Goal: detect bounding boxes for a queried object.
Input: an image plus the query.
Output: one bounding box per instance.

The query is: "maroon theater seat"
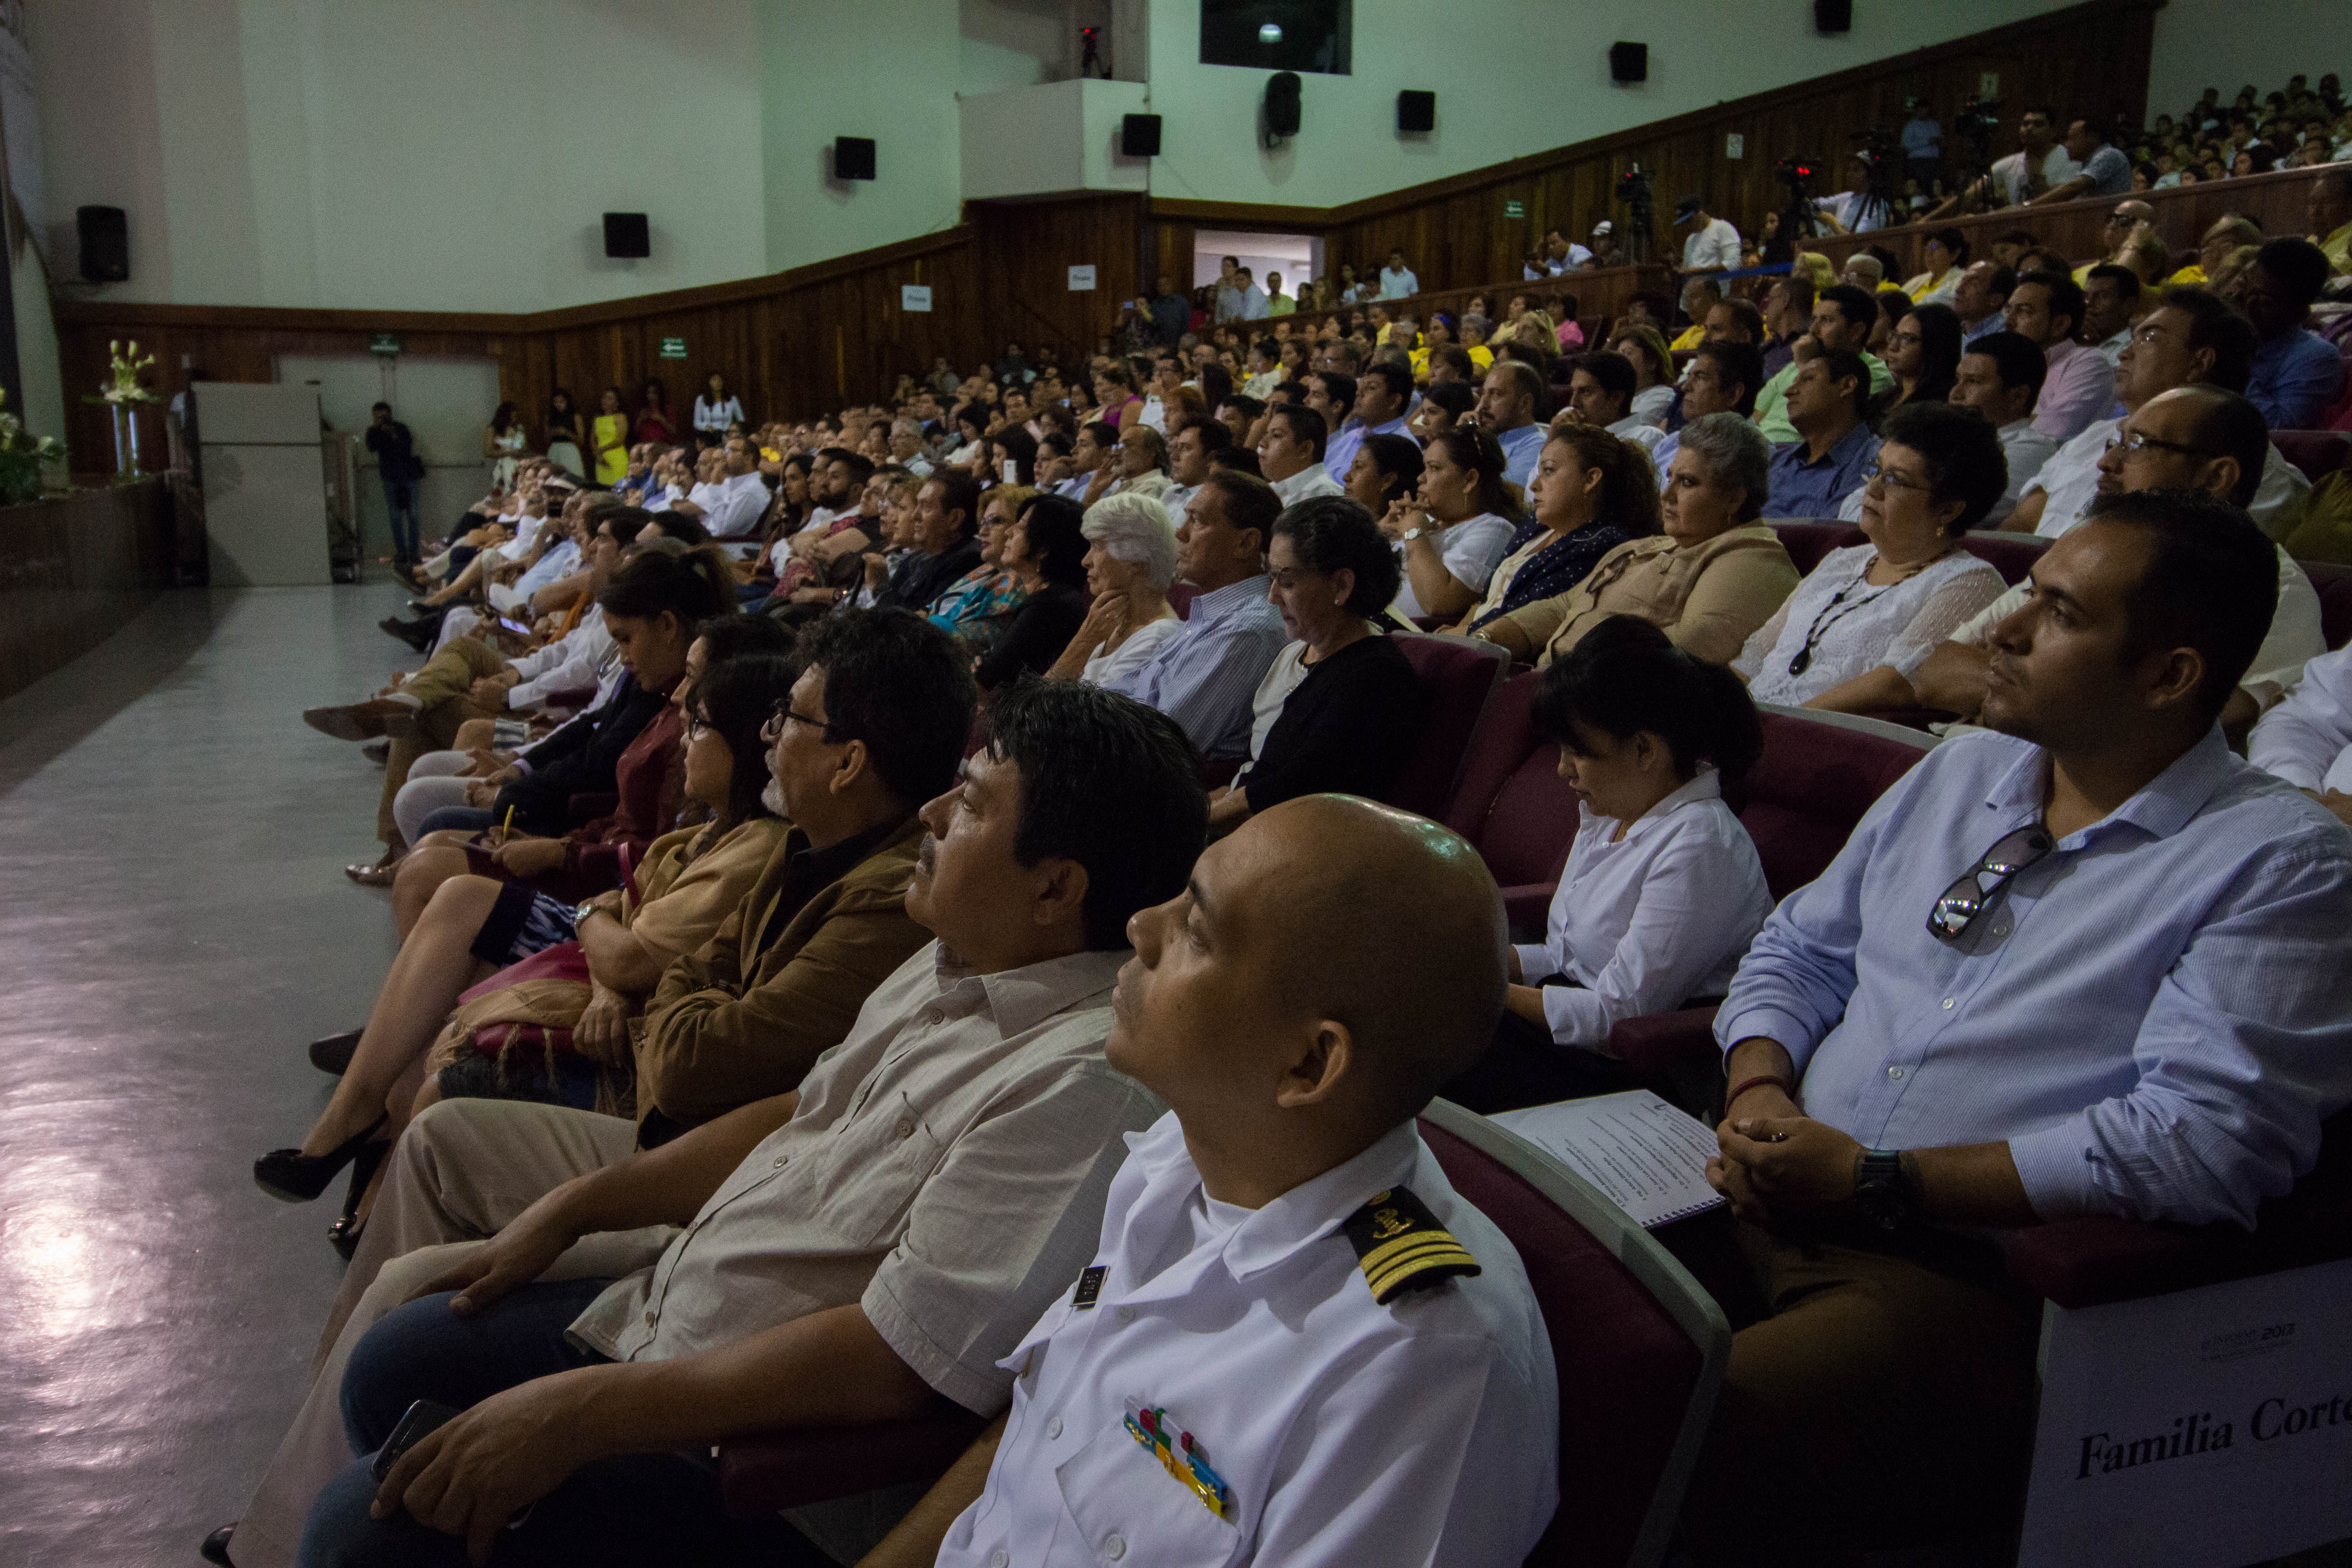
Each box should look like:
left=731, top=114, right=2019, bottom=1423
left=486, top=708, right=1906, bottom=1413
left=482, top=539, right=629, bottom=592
left=1439, top=670, right=1582, bottom=931
left=720, top=1406, right=988, bottom=1517
left=1957, top=529, right=2048, bottom=585
left=1420, top=1100, right=1729, bottom=1567
left=1387, top=633, right=1509, bottom=818
left=1768, top=519, right=1863, bottom=576
left=2307, top=559, right=2352, bottom=650
left=1725, top=711, right=1930, bottom=901
left=2272, top=429, right=2352, bottom=485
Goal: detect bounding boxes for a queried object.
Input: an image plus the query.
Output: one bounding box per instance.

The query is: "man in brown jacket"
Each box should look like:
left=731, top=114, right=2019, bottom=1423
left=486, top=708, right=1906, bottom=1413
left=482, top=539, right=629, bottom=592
left=631, top=609, right=977, bottom=1142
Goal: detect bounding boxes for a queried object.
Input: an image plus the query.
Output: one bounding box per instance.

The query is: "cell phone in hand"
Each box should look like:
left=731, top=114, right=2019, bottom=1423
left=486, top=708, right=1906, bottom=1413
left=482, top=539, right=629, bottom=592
left=372, top=1398, right=461, bottom=1481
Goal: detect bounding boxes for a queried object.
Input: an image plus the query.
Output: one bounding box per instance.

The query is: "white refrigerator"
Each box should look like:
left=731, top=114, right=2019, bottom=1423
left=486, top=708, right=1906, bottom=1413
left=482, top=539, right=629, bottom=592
left=196, top=382, right=332, bottom=586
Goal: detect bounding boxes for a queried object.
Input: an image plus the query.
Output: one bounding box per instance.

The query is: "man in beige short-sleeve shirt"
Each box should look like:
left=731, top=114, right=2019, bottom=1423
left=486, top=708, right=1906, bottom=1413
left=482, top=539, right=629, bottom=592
left=218, top=683, right=1208, bottom=1568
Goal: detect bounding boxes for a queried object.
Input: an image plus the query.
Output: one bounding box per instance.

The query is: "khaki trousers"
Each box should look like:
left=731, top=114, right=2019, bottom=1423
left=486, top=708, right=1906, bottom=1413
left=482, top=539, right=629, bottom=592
left=232, top=1101, right=667, bottom=1568
left=1677, top=1219, right=2043, bottom=1563
left=376, top=639, right=506, bottom=845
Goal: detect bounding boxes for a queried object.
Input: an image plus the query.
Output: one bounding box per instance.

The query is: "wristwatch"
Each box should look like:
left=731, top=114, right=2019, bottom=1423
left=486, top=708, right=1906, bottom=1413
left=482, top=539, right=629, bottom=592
left=1400, top=525, right=1427, bottom=542
left=1853, top=1148, right=1917, bottom=1231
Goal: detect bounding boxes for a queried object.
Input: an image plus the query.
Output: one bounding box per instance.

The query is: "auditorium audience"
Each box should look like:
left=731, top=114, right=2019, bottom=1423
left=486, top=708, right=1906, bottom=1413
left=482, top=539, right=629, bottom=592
left=2005, top=270, right=2118, bottom=443
left=1208, top=499, right=1428, bottom=836
left=1477, top=414, right=1798, bottom=668
left=1951, top=260, right=2014, bottom=347
left=2239, top=236, right=2347, bottom=426
left=2002, top=287, right=2309, bottom=541
left=1946, top=330, right=2057, bottom=524
left=1102, top=472, right=1290, bottom=761
left=1881, top=301, right=1963, bottom=412
left=972, top=494, right=1092, bottom=690
left=1379, top=426, right=1521, bottom=622
left=1689, top=487, right=2352, bottom=1560
left=1342, top=430, right=1425, bottom=518
left=1474, top=359, right=1549, bottom=485
left=2251, top=642, right=2352, bottom=826
left=1257, top=401, right=1348, bottom=502
left=872, top=474, right=984, bottom=612
left=1324, top=361, right=1414, bottom=482
left=1742, top=403, right=2009, bottom=710
left=226, top=679, right=1204, bottom=1568
left=1754, top=284, right=1887, bottom=443
left=1450, top=424, right=1654, bottom=634
left=1445, top=617, right=1771, bottom=1114
left=1916, top=385, right=2325, bottom=730
left=1653, top=339, right=1764, bottom=489
left=1563, top=350, right=1668, bottom=452
left=1764, top=350, right=1882, bottom=519
left=1046, top=492, right=1183, bottom=687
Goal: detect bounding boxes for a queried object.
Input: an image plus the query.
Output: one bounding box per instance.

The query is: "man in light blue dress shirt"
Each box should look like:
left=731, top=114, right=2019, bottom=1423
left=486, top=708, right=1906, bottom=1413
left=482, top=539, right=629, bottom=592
left=1681, top=488, right=2352, bottom=1559
left=1474, top=361, right=1548, bottom=487
left=2239, top=238, right=2346, bottom=429
left=1103, top=473, right=1290, bottom=762
left=1761, top=350, right=1881, bottom=518
left=1321, top=363, right=1412, bottom=488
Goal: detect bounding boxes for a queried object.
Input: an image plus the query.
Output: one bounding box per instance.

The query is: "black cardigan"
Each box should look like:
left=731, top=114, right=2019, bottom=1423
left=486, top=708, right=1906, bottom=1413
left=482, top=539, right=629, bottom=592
left=1241, top=634, right=1429, bottom=813
left=492, top=673, right=672, bottom=836
left=976, top=583, right=1091, bottom=690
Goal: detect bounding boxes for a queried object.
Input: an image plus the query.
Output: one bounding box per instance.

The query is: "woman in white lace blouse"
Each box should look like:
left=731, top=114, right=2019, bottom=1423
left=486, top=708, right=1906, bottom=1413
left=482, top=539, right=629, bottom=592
left=1734, top=402, right=2009, bottom=712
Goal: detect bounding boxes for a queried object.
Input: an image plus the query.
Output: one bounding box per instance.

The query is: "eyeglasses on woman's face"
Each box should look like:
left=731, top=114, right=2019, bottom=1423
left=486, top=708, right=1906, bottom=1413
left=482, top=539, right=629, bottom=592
left=1862, top=459, right=1933, bottom=495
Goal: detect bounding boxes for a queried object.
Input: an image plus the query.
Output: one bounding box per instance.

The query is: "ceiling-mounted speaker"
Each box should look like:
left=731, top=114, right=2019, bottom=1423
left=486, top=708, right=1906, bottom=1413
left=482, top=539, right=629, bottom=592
left=1608, top=42, right=1648, bottom=84
left=602, top=212, right=649, bottom=259
left=1397, top=90, right=1436, bottom=134
left=1121, top=113, right=1162, bottom=157
left=833, top=137, right=877, bottom=181
left=78, top=205, right=128, bottom=282
left=1264, top=70, right=1303, bottom=145
left=1814, top=0, right=1852, bottom=32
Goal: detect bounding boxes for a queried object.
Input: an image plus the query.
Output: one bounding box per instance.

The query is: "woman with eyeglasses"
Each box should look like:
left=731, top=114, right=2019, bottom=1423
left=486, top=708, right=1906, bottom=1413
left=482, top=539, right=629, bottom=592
left=1442, top=613, right=1771, bottom=1114
left=253, top=619, right=790, bottom=1254
left=1881, top=302, right=1964, bottom=414
left=1732, top=403, right=2008, bottom=712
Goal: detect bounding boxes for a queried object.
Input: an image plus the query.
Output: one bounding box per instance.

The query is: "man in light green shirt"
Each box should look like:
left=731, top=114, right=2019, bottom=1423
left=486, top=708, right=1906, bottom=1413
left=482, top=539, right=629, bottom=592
left=1267, top=271, right=1296, bottom=315
left=1753, top=283, right=1892, bottom=444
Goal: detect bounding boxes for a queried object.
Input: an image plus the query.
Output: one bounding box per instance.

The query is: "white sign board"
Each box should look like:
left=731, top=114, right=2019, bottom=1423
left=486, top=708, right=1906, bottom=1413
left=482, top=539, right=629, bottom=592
left=901, top=284, right=933, bottom=313
left=1725, top=133, right=1744, bottom=160
left=2018, top=1257, right=2352, bottom=1568
left=1068, top=264, right=1098, bottom=292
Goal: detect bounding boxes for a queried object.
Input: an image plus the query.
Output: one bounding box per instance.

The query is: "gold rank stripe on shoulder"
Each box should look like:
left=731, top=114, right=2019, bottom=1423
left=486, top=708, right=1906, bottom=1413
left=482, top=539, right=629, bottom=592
left=1341, top=1186, right=1481, bottom=1304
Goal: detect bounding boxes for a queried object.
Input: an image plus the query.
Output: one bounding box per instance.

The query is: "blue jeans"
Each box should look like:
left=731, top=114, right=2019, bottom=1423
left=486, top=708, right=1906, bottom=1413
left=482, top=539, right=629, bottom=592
left=382, top=479, right=421, bottom=564
left=299, top=1280, right=816, bottom=1567
left=418, top=806, right=494, bottom=838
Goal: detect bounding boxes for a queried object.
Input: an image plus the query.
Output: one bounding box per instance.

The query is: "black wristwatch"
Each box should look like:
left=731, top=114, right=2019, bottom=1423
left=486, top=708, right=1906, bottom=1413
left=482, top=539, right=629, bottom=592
left=1853, top=1148, right=1917, bottom=1231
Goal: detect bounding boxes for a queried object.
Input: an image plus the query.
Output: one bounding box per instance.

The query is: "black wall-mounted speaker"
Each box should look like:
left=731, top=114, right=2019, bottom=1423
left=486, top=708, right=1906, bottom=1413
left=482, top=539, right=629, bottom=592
left=1397, top=90, right=1436, bottom=133
left=1608, top=42, right=1648, bottom=84
left=1264, top=71, right=1303, bottom=139
left=1121, top=113, right=1162, bottom=157
left=78, top=205, right=128, bottom=282
left=602, top=212, right=650, bottom=259
left=1815, top=0, right=1852, bottom=32
left=833, top=137, right=877, bottom=181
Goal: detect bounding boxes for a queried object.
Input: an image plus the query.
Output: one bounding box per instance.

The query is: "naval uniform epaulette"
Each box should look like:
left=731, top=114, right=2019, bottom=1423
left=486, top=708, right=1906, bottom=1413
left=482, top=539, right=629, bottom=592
left=1341, top=1186, right=1480, bottom=1304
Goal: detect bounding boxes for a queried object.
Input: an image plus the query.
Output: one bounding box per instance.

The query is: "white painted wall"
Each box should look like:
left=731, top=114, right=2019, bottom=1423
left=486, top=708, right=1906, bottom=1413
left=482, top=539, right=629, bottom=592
left=962, top=78, right=1152, bottom=201
left=34, top=0, right=768, bottom=313
left=1139, top=0, right=2075, bottom=210
left=2146, top=1, right=2352, bottom=123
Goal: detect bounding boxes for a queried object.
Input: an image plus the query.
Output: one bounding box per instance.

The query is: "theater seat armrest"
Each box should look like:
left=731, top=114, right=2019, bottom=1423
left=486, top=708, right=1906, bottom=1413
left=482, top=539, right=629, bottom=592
left=716, top=1409, right=990, bottom=1518
left=1605, top=1006, right=1723, bottom=1083
left=1499, top=882, right=1556, bottom=934
left=2003, top=1218, right=2247, bottom=1310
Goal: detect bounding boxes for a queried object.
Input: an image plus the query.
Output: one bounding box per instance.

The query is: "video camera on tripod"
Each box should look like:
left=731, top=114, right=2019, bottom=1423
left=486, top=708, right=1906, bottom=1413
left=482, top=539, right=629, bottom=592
left=1772, top=154, right=1822, bottom=248
left=1951, top=93, right=2001, bottom=186
left=1615, top=164, right=1654, bottom=263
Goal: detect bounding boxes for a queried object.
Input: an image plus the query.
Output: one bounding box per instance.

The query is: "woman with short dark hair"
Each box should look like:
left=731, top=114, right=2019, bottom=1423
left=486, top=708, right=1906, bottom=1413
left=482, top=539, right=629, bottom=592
left=1206, top=497, right=1429, bottom=837
left=975, top=494, right=1093, bottom=690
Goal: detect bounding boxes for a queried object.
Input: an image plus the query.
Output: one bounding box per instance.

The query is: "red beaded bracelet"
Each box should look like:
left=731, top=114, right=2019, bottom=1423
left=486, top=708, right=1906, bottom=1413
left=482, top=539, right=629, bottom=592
left=1725, top=1073, right=1797, bottom=1111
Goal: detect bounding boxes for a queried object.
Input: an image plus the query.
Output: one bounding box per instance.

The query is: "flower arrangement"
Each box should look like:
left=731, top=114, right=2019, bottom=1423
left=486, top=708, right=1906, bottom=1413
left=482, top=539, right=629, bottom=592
left=102, top=339, right=160, bottom=404
left=0, top=387, right=65, bottom=505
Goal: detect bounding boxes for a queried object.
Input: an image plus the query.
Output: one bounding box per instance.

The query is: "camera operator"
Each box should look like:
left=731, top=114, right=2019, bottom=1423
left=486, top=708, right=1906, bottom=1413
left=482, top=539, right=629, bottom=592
left=1814, top=152, right=1896, bottom=234
left=1929, top=104, right=2079, bottom=219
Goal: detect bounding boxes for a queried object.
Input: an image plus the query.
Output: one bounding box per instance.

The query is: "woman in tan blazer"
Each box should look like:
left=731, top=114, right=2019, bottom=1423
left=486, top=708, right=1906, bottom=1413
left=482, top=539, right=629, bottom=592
left=1474, top=412, right=1798, bottom=669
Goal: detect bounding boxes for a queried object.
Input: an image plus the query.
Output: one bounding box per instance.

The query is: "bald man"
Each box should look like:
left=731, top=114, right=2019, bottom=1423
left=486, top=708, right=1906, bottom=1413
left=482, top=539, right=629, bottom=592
left=864, top=797, right=1561, bottom=1568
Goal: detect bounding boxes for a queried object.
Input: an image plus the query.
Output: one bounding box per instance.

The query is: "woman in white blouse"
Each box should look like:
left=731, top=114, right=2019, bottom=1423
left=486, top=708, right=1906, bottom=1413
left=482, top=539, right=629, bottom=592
left=1046, top=491, right=1184, bottom=688
left=1608, top=323, right=1679, bottom=429
left=1734, top=402, right=2009, bottom=713
left=1378, top=426, right=1520, bottom=622
left=1445, top=614, right=1773, bottom=1113
left=692, top=372, right=745, bottom=447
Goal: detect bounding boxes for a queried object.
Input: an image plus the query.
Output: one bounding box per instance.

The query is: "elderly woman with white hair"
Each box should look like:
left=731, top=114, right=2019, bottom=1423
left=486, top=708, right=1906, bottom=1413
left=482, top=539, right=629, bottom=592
left=1045, top=490, right=1186, bottom=687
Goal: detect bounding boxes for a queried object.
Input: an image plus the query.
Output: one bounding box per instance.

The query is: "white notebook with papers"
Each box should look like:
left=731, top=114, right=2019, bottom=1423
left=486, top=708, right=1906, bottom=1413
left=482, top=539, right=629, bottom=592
left=1490, top=1089, right=1726, bottom=1229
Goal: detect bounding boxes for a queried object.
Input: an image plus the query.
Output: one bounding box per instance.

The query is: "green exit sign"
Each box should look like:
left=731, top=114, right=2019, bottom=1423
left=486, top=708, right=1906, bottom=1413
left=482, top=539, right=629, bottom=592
left=659, top=337, right=687, bottom=359
left=369, top=332, right=401, bottom=355
left=1504, top=200, right=1525, bottom=220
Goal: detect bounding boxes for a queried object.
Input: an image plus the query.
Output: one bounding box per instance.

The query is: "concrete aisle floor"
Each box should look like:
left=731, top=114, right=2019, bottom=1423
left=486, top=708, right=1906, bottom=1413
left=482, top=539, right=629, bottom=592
left=0, top=583, right=416, bottom=1567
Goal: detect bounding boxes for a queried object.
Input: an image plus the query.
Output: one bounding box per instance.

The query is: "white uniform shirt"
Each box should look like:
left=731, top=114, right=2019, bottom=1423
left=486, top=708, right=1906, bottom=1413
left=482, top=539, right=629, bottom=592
left=1515, top=772, right=1772, bottom=1047
left=1393, top=512, right=1516, bottom=620
left=697, top=470, right=774, bottom=544
left=2024, top=418, right=2312, bottom=541
left=1951, top=542, right=2325, bottom=711
left=1682, top=218, right=1743, bottom=272
left=935, top=1115, right=1559, bottom=1568
left=2250, top=643, right=2352, bottom=794
left=1269, top=462, right=1347, bottom=504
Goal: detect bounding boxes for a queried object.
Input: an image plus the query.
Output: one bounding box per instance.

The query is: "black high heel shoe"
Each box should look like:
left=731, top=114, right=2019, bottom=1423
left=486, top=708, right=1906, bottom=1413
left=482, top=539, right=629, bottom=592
left=254, top=1115, right=388, bottom=1203
left=328, top=1139, right=389, bottom=1261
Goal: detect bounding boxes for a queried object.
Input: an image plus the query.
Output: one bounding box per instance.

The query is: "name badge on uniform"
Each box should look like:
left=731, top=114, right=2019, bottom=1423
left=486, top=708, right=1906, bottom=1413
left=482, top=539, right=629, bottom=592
left=1071, top=1264, right=1108, bottom=1309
